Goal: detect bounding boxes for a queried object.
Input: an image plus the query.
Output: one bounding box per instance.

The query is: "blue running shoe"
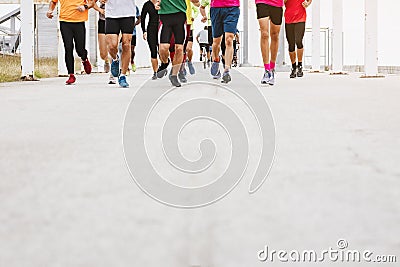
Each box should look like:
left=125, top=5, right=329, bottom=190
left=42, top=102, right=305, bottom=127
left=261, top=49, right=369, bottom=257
left=188, top=61, right=195, bottom=75
left=211, top=61, right=220, bottom=78
left=111, top=58, right=120, bottom=78
left=118, top=75, right=129, bottom=88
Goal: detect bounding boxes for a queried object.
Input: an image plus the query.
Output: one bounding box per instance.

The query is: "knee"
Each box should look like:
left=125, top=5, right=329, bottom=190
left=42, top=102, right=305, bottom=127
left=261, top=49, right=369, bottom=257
left=296, top=40, right=304, bottom=50
left=100, top=51, right=108, bottom=60
left=186, top=46, right=193, bottom=54
left=175, top=45, right=184, bottom=54
left=288, top=44, right=296, bottom=53
left=159, top=44, right=169, bottom=53
left=271, top=31, right=279, bottom=42
left=225, top=37, right=233, bottom=47
left=108, top=44, right=118, bottom=55
left=122, top=42, right=131, bottom=52
left=261, top=30, right=270, bottom=40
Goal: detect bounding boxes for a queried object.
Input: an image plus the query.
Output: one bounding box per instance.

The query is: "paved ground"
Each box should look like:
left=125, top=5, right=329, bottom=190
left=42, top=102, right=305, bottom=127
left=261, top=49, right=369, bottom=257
left=0, top=67, right=399, bottom=267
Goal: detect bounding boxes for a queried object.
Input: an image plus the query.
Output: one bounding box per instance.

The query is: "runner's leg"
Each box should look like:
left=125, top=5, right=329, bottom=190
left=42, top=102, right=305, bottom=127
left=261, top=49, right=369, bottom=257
left=120, top=33, right=133, bottom=75
left=60, top=22, right=75, bottom=75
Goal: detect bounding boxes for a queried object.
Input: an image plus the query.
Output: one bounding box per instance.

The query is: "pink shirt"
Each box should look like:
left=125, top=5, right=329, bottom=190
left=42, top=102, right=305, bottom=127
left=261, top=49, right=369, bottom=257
left=211, top=0, right=240, bottom=8
left=255, top=0, right=284, bottom=7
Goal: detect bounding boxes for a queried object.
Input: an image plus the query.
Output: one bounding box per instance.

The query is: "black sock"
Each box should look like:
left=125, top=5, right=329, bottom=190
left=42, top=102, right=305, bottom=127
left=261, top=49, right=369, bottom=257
left=292, top=63, right=297, bottom=69
left=298, top=62, right=303, bottom=68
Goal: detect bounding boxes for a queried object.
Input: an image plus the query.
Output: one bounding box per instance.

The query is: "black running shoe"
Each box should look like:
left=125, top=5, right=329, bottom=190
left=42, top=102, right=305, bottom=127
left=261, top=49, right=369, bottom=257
left=297, top=66, right=304, bottom=77
left=169, top=75, right=182, bottom=87
left=157, top=60, right=169, bottom=79
left=290, top=68, right=297, bottom=78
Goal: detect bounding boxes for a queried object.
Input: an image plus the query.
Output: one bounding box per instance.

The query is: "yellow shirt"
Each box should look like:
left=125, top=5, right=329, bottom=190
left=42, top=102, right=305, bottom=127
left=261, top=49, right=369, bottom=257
left=53, top=0, right=88, bottom=22
left=186, top=0, right=199, bottom=29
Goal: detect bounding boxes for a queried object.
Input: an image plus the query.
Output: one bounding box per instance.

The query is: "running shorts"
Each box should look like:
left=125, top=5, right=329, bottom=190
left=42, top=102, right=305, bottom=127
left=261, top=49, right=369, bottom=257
left=256, top=3, right=283, bottom=25
left=159, top=12, right=187, bottom=45
left=106, top=17, right=135, bottom=35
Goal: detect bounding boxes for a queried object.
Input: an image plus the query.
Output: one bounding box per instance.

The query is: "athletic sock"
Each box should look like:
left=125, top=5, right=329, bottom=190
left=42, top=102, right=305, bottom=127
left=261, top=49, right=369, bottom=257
left=270, top=61, right=276, bottom=70
left=298, top=62, right=303, bottom=67
left=264, top=63, right=270, bottom=71
left=292, top=63, right=297, bottom=69
left=120, top=74, right=126, bottom=78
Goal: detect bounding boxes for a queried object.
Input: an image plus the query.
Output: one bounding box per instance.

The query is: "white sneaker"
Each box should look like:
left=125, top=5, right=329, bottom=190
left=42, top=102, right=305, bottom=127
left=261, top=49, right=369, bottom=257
left=108, top=75, right=116, bottom=85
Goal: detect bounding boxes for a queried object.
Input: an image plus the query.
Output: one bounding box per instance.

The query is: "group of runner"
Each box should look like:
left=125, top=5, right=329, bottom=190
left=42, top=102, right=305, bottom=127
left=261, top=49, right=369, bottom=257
left=47, top=0, right=312, bottom=87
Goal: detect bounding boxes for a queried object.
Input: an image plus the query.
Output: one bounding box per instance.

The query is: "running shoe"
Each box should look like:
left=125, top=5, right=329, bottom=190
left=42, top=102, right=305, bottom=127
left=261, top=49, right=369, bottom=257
left=169, top=75, right=182, bottom=87
left=132, top=63, right=137, bottom=72
left=66, top=74, right=76, bottom=85
left=104, top=62, right=110, bottom=73
left=109, top=75, right=116, bottom=84
left=268, top=69, right=276, bottom=86
left=157, top=60, right=169, bottom=79
left=261, top=70, right=270, bottom=84
left=118, top=76, right=129, bottom=88
left=82, top=59, right=92, bottom=74
left=111, top=57, right=120, bottom=77
left=297, top=66, right=304, bottom=77
left=178, top=71, right=187, bottom=83
left=290, top=68, right=297, bottom=78
left=221, top=71, right=231, bottom=84
left=152, top=72, right=157, bottom=80
left=211, top=61, right=221, bottom=78
left=187, top=61, right=195, bottom=75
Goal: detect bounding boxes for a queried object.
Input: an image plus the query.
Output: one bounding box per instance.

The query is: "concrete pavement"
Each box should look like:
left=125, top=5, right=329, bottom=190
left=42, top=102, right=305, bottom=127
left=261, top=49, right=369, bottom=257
left=0, top=67, right=399, bottom=267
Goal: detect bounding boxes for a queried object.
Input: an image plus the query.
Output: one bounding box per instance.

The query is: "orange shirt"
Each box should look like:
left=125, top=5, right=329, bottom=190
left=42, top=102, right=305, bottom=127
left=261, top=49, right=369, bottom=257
left=53, top=0, right=88, bottom=22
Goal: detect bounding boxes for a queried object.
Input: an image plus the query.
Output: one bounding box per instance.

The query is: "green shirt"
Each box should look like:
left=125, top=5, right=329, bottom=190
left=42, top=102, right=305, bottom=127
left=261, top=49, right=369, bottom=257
left=159, top=0, right=187, bottom=15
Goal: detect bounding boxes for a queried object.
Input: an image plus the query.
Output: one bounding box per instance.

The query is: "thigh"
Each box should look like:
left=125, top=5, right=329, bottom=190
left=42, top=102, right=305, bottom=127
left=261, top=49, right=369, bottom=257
left=72, top=22, right=86, bottom=48
left=223, top=7, right=240, bottom=34
left=269, top=6, right=283, bottom=26
left=294, top=22, right=306, bottom=42
left=270, top=21, right=281, bottom=37
left=107, top=34, right=119, bottom=49
left=256, top=3, right=271, bottom=20
left=60, top=22, right=73, bottom=45
left=119, top=17, right=135, bottom=34
left=210, top=8, right=224, bottom=38
left=98, top=33, right=107, bottom=49
left=105, top=18, right=120, bottom=35
left=285, top=23, right=295, bottom=42
left=159, top=15, right=173, bottom=44
left=98, top=19, right=106, bottom=34
left=258, top=16, right=270, bottom=34
left=172, top=13, right=186, bottom=45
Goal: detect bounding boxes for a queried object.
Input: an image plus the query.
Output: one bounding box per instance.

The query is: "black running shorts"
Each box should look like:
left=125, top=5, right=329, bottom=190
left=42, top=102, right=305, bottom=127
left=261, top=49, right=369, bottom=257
left=159, top=12, right=187, bottom=45
left=256, top=3, right=283, bottom=25
left=98, top=19, right=106, bottom=34
left=106, top=17, right=135, bottom=35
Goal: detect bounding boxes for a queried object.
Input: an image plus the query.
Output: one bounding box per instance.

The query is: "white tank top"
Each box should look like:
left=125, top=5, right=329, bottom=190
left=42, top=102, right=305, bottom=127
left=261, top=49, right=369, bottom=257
left=105, top=0, right=136, bottom=18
